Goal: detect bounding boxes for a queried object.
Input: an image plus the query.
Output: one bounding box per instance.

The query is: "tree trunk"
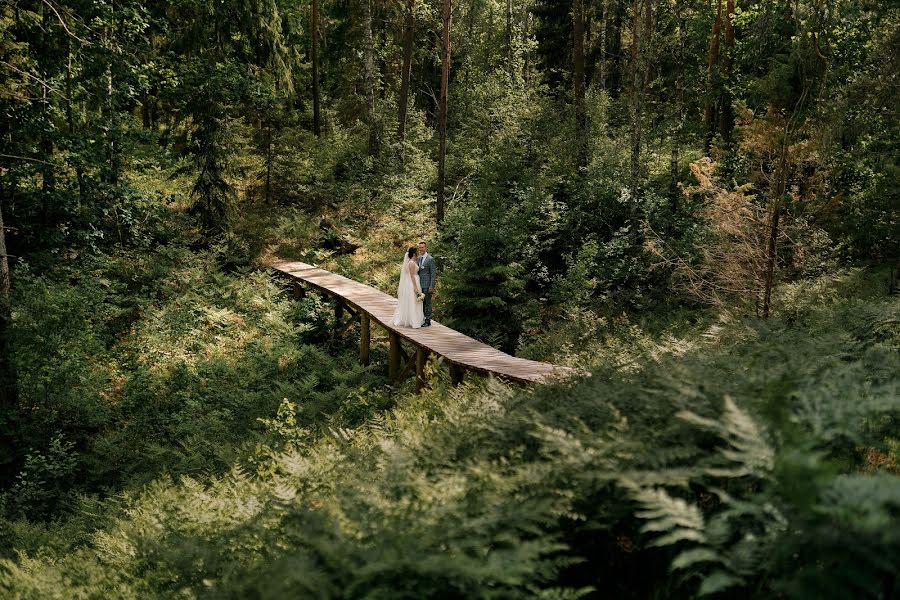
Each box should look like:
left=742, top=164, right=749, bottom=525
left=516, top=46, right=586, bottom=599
left=104, top=60, right=118, bottom=185
left=311, top=0, right=322, bottom=136
left=265, top=124, right=272, bottom=203
left=704, top=0, right=723, bottom=155
left=66, top=38, right=87, bottom=203
left=66, top=38, right=75, bottom=132
left=762, top=141, right=789, bottom=318
left=642, top=0, right=654, bottom=89
left=40, top=87, right=55, bottom=196
left=0, top=196, right=12, bottom=341
left=573, top=0, right=587, bottom=167
left=761, top=202, right=780, bottom=318
left=397, top=0, right=414, bottom=148
left=599, top=0, right=608, bottom=91
left=465, top=0, right=476, bottom=86
left=39, top=4, right=54, bottom=226
left=100, top=12, right=119, bottom=186
left=610, top=3, right=623, bottom=96
left=436, top=0, right=452, bottom=226
left=506, top=0, right=514, bottom=81
left=363, top=0, right=378, bottom=156
left=522, top=0, right=530, bottom=83
left=379, top=11, right=389, bottom=99
left=669, top=2, right=685, bottom=204
left=0, top=193, right=17, bottom=479
left=628, top=0, right=643, bottom=202
left=719, top=0, right=735, bottom=144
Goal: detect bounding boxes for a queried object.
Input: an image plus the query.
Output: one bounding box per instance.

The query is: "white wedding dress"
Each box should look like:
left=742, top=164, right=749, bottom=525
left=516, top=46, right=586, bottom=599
left=392, top=256, right=425, bottom=328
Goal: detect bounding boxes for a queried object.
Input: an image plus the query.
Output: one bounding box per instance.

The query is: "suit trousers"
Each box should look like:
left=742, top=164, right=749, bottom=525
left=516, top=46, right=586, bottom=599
left=422, top=290, right=433, bottom=322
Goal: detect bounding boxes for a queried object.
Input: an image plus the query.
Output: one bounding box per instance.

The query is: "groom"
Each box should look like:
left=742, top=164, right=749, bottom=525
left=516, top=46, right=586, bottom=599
left=416, top=241, right=436, bottom=327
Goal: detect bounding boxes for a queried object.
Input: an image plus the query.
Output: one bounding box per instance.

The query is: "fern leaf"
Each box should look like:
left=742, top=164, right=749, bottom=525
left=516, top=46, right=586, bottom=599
left=671, top=547, right=722, bottom=571
left=698, top=570, right=744, bottom=596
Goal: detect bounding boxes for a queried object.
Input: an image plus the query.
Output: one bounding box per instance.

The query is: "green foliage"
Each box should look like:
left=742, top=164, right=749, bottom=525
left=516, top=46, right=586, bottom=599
left=3, top=226, right=382, bottom=508
left=0, top=436, right=79, bottom=520
left=2, top=268, right=897, bottom=599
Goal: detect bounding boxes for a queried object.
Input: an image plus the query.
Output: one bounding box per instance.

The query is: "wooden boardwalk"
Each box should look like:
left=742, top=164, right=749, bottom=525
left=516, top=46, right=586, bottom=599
left=271, top=259, right=579, bottom=386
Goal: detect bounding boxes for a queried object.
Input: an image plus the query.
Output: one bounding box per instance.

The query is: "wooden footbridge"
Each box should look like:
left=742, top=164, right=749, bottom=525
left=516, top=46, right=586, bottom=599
left=271, top=259, right=580, bottom=390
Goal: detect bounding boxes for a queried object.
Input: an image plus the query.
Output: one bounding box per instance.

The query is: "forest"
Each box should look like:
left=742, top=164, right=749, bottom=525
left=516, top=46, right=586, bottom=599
left=0, top=0, right=898, bottom=597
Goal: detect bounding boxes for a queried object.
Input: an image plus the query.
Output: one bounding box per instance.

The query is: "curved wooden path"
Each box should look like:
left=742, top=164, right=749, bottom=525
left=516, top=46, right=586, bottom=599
left=271, top=259, right=579, bottom=387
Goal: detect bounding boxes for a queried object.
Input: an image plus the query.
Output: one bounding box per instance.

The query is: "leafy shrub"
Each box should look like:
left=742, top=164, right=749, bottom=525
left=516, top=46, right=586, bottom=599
left=0, top=436, right=79, bottom=520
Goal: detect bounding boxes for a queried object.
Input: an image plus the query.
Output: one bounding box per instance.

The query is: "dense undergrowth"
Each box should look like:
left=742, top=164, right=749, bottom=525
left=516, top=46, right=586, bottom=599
left=1, top=140, right=898, bottom=597
left=1, top=256, right=897, bottom=598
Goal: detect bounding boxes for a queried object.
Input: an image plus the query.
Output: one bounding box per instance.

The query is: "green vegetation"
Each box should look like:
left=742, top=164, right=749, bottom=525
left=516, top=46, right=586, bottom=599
left=1, top=0, right=898, bottom=598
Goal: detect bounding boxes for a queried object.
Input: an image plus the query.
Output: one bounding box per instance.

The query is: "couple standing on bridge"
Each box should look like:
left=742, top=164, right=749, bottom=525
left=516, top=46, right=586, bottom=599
left=392, top=241, right=437, bottom=329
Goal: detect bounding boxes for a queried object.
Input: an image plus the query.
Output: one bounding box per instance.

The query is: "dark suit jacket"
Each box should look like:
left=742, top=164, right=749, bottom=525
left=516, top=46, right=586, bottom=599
left=418, top=254, right=436, bottom=290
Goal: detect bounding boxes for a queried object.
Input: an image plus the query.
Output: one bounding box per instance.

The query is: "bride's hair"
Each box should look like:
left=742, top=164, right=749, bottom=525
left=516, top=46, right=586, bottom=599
left=407, top=247, right=417, bottom=259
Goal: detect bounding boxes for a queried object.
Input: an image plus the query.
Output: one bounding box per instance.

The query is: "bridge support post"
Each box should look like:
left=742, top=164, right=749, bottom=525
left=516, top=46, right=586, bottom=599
left=292, top=282, right=305, bottom=300
left=449, top=363, right=465, bottom=386
left=388, top=331, right=400, bottom=382
left=415, top=348, right=426, bottom=392
left=360, top=313, right=371, bottom=366
left=334, top=300, right=344, bottom=327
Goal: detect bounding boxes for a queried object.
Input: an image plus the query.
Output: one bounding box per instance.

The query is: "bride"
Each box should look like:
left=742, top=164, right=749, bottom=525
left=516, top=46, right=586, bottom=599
left=392, top=247, right=425, bottom=328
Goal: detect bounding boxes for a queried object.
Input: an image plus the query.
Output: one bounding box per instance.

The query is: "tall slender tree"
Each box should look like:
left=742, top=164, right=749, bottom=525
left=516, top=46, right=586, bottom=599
left=573, top=0, right=587, bottom=166
left=436, top=0, right=452, bottom=225
left=521, top=0, right=531, bottom=83
left=506, top=0, right=514, bottom=81
left=599, top=0, right=608, bottom=90
left=397, top=0, right=415, bottom=149
left=628, top=0, right=645, bottom=201
left=363, top=0, right=378, bottom=155
left=703, top=0, right=723, bottom=154
left=719, top=0, right=735, bottom=144
left=670, top=1, right=686, bottom=204
left=0, top=186, right=16, bottom=480
left=311, top=0, right=322, bottom=136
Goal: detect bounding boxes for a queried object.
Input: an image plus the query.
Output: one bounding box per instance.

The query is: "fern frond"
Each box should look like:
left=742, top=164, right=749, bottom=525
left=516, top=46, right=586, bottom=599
left=678, top=396, right=774, bottom=478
